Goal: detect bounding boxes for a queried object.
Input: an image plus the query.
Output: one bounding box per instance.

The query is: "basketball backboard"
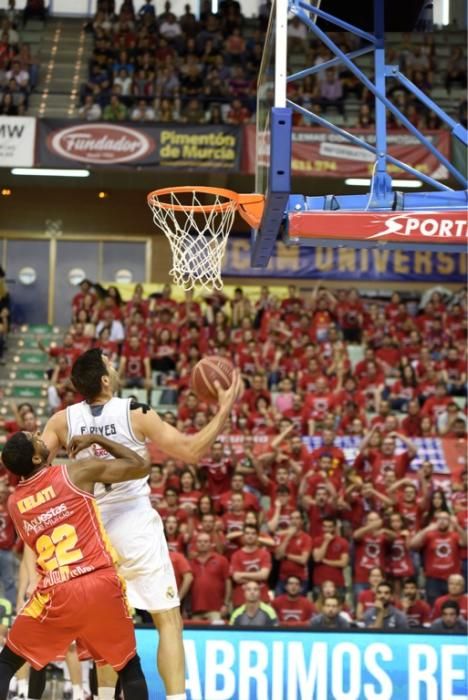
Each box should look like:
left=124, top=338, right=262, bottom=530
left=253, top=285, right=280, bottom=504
left=252, top=0, right=468, bottom=267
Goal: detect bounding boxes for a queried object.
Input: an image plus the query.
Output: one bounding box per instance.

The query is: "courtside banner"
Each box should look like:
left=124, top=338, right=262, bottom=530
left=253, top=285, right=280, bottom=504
left=243, top=125, right=451, bottom=179
left=222, top=238, right=467, bottom=282
left=0, top=116, right=36, bottom=167
left=136, top=628, right=467, bottom=700
left=38, top=120, right=241, bottom=170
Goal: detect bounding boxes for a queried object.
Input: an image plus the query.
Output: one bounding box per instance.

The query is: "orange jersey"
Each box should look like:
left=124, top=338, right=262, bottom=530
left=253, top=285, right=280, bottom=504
left=8, top=465, right=116, bottom=589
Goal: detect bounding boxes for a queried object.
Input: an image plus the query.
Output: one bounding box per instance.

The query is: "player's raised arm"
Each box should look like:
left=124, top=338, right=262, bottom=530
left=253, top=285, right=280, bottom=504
left=67, top=435, right=150, bottom=492
left=134, top=370, right=243, bottom=464
left=41, top=409, right=69, bottom=462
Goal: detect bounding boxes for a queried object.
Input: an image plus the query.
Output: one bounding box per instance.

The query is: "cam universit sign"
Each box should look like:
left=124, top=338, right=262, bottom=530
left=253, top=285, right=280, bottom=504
left=135, top=628, right=467, bottom=700
left=38, top=120, right=241, bottom=171
left=223, top=238, right=467, bottom=282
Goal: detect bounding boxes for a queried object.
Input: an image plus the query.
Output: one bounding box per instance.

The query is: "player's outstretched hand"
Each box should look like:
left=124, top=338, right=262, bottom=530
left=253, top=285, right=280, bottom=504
left=214, top=369, right=243, bottom=411
left=68, top=434, right=95, bottom=458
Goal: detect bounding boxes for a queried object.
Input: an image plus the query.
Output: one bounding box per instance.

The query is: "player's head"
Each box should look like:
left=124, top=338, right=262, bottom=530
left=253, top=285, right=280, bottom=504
left=2, top=431, right=50, bottom=478
left=71, top=349, right=119, bottom=402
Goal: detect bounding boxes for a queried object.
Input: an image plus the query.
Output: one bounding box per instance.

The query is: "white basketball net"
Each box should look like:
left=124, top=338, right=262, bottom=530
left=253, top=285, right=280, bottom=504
left=148, top=190, right=237, bottom=292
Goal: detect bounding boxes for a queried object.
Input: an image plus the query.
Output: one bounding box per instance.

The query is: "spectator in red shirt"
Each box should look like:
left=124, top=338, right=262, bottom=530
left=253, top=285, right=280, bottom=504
left=187, top=513, right=225, bottom=558
left=390, top=364, right=419, bottom=411
left=148, top=464, right=166, bottom=510
left=304, top=484, right=338, bottom=538
left=274, top=510, right=312, bottom=592
left=230, top=524, right=272, bottom=607
left=241, top=374, right=271, bottom=413
left=39, top=332, right=79, bottom=370
left=118, top=335, right=152, bottom=390
left=354, top=426, right=417, bottom=482
left=164, top=514, right=187, bottom=554
left=0, top=480, right=16, bottom=606
left=421, top=381, right=452, bottom=421
left=390, top=480, right=426, bottom=533
left=441, top=346, right=466, bottom=395
left=312, top=516, right=349, bottom=594
left=422, top=488, right=451, bottom=527
left=178, top=469, right=203, bottom=515
left=432, top=573, right=468, bottom=621
left=399, top=577, right=431, bottom=628
left=401, top=399, right=423, bottom=437
left=158, top=487, right=189, bottom=528
left=169, top=550, right=193, bottom=607
left=355, top=567, right=384, bottom=622
left=221, top=492, right=247, bottom=558
left=386, top=512, right=414, bottom=594
left=410, top=511, right=466, bottom=604
left=338, top=288, right=364, bottom=343
left=266, top=486, right=295, bottom=533
left=353, top=512, right=388, bottom=598
left=218, top=472, right=259, bottom=514
left=272, top=576, right=315, bottom=625
left=308, top=429, right=345, bottom=478
left=190, top=532, right=231, bottom=621
left=199, top=441, right=235, bottom=510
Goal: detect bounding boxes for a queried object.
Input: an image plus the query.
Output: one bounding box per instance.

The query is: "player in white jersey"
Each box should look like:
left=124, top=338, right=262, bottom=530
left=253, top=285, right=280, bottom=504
left=38, top=348, right=242, bottom=700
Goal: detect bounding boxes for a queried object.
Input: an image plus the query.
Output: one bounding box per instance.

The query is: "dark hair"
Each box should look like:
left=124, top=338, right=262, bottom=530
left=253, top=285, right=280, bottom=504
left=2, top=432, right=35, bottom=477
left=424, top=488, right=451, bottom=525
left=322, top=516, right=336, bottom=525
left=71, top=349, right=108, bottom=402
left=180, top=469, right=195, bottom=487
left=277, top=485, right=290, bottom=495
left=377, top=581, right=393, bottom=593
left=441, top=600, right=460, bottom=614
left=243, top=523, right=259, bottom=533
left=285, top=575, right=302, bottom=585
left=402, top=577, right=418, bottom=587
left=164, top=487, right=178, bottom=497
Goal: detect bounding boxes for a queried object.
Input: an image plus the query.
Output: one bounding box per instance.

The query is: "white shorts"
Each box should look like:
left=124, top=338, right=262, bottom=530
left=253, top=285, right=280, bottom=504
left=99, top=500, right=179, bottom=613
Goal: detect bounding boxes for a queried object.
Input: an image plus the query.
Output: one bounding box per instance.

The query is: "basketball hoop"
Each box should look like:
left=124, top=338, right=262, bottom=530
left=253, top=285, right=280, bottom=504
left=147, top=186, right=264, bottom=292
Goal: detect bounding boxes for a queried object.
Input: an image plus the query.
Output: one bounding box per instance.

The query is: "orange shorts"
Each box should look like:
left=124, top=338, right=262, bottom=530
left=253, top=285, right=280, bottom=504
left=8, top=568, right=136, bottom=671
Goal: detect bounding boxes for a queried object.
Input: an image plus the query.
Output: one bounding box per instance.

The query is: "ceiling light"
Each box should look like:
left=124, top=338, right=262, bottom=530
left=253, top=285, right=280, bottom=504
left=11, top=168, right=90, bottom=178
left=345, top=178, right=423, bottom=188
left=1, top=188, right=11, bottom=196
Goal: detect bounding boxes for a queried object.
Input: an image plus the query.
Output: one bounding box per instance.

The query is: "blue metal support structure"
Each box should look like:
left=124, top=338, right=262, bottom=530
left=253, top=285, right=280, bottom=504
left=252, top=0, right=468, bottom=267
left=371, top=0, right=393, bottom=207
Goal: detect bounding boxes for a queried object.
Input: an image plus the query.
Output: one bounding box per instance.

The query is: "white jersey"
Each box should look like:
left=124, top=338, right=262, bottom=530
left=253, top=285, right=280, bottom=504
left=66, top=397, right=150, bottom=509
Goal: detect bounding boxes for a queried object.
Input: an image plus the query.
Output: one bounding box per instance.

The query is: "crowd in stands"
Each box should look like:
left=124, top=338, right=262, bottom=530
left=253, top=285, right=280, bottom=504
left=78, top=0, right=467, bottom=125
left=0, top=1, right=40, bottom=115
left=0, top=279, right=466, bottom=629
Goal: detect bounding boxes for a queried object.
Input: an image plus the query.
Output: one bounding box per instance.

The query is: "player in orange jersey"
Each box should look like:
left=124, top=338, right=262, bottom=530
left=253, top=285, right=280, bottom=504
left=0, top=431, right=150, bottom=700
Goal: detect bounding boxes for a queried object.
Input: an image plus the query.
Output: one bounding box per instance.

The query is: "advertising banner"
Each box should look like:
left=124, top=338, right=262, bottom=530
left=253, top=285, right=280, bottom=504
left=0, top=116, right=36, bottom=167
left=38, top=120, right=241, bottom=170
left=243, top=125, right=451, bottom=180
left=136, top=628, right=467, bottom=700
left=288, top=210, right=467, bottom=245
left=222, top=238, right=467, bottom=282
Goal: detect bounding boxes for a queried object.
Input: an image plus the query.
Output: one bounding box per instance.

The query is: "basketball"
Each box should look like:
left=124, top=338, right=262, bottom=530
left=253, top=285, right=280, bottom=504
left=190, top=356, right=234, bottom=402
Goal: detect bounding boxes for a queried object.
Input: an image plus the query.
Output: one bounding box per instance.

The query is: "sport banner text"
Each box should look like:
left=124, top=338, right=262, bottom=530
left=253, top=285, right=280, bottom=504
left=222, top=238, right=466, bottom=282
left=136, top=627, right=467, bottom=700
left=244, top=125, right=451, bottom=179
left=38, top=120, right=241, bottom=170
